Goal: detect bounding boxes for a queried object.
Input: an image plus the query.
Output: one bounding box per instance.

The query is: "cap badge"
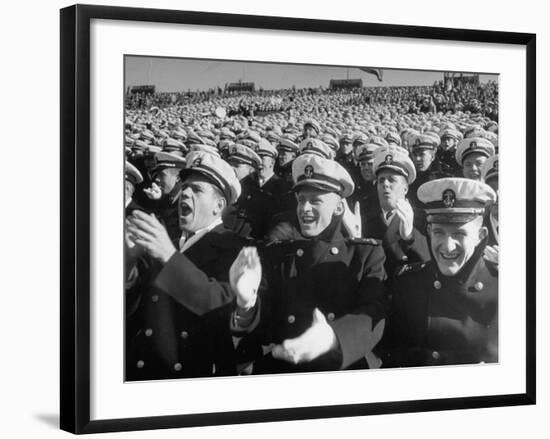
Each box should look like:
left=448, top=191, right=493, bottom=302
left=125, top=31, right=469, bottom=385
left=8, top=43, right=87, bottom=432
left=415, top=138, right=421, bottom=146
left=442, top=189, right=456, bottom=208
left=192, top=157, right=202, bottom=167
left=304, top=164, right=314, bottom=178
left=307, top=141, right=314, bottom=149
left=385, top=154, right=393, bottom=165
left=493, top=160, right=498, bottom=171
left=470, top=140, right=477, bottom=149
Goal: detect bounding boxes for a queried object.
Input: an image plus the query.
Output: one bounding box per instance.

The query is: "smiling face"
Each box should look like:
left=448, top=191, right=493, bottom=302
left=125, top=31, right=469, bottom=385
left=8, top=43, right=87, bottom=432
left=428, top=217, right=488, bottom=276
left=412, top=148, right=436, bottom=172
left=376, top=169, right=409, bottom=211
left=295, top=187, right=344, bottom=237
left=462, top=152, right=488, bottom=181
left=178, top=174, right=226, bottom=233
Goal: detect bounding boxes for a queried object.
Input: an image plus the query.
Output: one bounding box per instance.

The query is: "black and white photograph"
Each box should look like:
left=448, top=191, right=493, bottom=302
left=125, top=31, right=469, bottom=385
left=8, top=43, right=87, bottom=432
left=123, top=56, right=500, bottom=381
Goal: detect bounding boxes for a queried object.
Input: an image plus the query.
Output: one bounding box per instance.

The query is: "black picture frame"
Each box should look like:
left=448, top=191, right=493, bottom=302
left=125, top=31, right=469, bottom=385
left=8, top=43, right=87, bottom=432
left=60, top=4, right=536, bottom=434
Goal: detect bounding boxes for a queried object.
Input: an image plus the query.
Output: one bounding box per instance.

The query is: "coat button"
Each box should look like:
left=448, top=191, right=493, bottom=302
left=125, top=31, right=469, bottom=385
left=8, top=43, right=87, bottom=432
left=327, top=312, right=335, bottom=321
left=145, top=328, right=153, bottom=337
left=247, top=195, right=252, bottom=200
left=474, top=281, right=484, bottom=291
left=296, top=249, right=304, bottom=257
left=174, top=362, right=183, bottom=372
left=330, top=247, right=339, bottom=255
left=180, top=331, right=189, bottom=339
left=136, top=360, right=145, bottom=369
left=432, top=351, right=440, bottom=360
left=151, top=294, right=159, bottom=302
left=287, top=315, right=296, bottom=324
left=434, top=280, right=442, bottom=290
left=402, top=255, right=408, bottom=261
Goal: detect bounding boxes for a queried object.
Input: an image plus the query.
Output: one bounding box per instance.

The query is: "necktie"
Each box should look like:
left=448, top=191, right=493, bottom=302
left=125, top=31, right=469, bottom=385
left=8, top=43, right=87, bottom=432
left=179, top=232, right=195, bottom=251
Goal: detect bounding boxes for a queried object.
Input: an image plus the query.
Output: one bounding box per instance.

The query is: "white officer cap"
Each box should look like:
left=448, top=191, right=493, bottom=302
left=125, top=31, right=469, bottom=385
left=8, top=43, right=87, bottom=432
left=189, top=144, right=221, bottom=157
left=385, top=131, right=402, bottom=146
left=410, top=133, right=439, bottom=151
left=372, top=145, right=417, bottom=184
left=455, top=137, right=495, bottom=166
left=152, top=151, right=187, bottom=171
left=299, top=138, right=335, bottom=160
left=292, top=154, right=354, bottom=198
left=418, top=177, right=496, bottom=223
left=303, top=118, right=321, bottom=134
left=256, top=140, right=278, bottom=160
left=125, top=161, right=143, bottom=185
left=354, top=143, right=381, bottom=163
left=277, top=137, right=299, bottom=153
left=227, top=143, right=262, bottom=168
left=368, top=135, right=389, bottom=148
left=182, top=150, right=242, bottom=204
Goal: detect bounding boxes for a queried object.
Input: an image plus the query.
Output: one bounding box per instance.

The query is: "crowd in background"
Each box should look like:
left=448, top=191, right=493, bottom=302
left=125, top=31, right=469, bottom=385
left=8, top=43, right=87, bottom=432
left=123, top=78, right=500, bottom=380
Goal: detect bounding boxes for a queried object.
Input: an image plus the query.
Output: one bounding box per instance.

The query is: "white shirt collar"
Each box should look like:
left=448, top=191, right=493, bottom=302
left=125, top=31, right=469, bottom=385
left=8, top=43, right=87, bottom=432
left=179, top=217, right=223, bottom=253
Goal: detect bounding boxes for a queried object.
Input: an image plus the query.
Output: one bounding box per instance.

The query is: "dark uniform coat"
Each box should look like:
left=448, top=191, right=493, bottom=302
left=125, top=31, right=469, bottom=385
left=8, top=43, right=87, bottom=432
left=362, top=199, right=430, bottom=276
left=347, top=179, right=378, bottom=213
left=235, top=219, right=389, bottom=374
left=436, top=148, right=462, bottom=177
left=275, top=161, right=294, bottom=185
left=125, top=199, right=147, bottom=217
left=223, top=173, right=294, bottom=240
left=379, top=243, right=498, bottom=367
left=125, top=224, right=244, bottom=381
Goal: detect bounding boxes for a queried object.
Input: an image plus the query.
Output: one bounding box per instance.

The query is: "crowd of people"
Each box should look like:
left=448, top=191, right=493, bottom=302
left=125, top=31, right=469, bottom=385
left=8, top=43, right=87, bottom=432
left=123, top=81, right=499, bottom=380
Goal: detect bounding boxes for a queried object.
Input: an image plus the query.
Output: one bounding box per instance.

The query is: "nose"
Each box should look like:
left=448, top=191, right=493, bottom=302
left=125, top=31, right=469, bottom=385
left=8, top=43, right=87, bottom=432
left=300, top=201, right=312, bottom=212
left=181, top=186, right=193, bottom=198
left=440, top=235, right=457, bottom=253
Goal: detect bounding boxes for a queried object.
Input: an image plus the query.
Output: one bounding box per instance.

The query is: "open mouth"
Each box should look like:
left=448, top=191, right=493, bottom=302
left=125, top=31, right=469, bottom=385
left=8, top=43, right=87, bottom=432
left=439, top=252, right=460, bottom=261
left=300, top=215, right=316, bottom=225
left=179, top=202, right=193, bottom=216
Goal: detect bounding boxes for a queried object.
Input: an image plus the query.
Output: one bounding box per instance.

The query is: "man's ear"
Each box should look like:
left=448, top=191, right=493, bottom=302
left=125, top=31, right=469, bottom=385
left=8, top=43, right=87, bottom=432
left=214, top=197, right=227, bottom=216
left=478, top=225, right=489, bottom=242
left=334, top=198, right=345, bottom=216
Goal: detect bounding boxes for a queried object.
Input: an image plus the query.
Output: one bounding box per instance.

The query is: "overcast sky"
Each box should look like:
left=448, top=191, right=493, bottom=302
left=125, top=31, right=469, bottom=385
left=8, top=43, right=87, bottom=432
left=125, top=56, right=498, bottom=92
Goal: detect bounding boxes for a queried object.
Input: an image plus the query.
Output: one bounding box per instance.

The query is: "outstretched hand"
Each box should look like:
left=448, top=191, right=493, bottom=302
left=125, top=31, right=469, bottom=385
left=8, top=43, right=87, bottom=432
left=342, top=199, right=362, bottom=238
left=395, top=198, right=414, bottom=241
left=126, top=210, right=176, bottom=264
left=272, top=308, right=339, bottom=364
left=230, top=247, right=262, bottom=310
left=143, top=182, right=162, bottom=200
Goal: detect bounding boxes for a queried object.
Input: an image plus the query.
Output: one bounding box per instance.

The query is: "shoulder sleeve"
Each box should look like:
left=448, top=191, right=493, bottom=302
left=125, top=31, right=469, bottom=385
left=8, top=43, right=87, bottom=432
left=329, top=243, right=389, bottom=369
left=152, top=246, right=239, bottom=316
